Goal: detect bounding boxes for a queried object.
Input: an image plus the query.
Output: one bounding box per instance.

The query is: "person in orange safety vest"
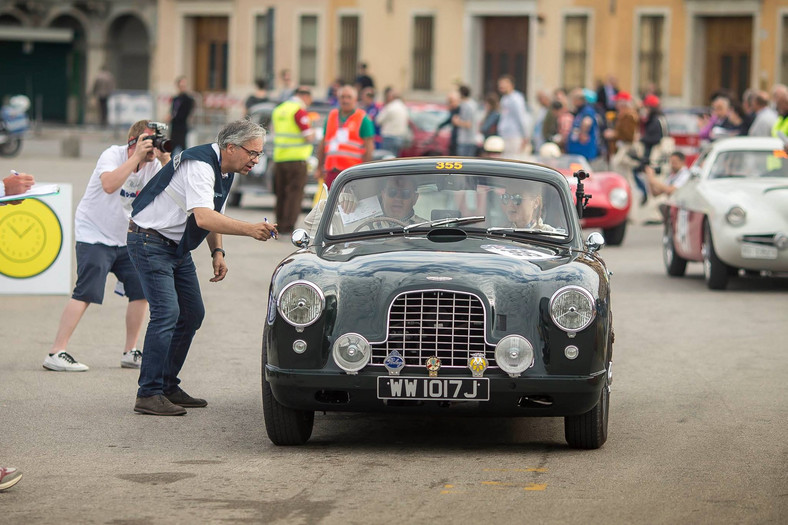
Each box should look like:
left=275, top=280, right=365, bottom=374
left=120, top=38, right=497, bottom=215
left=315, top=85, right=375, bottom=190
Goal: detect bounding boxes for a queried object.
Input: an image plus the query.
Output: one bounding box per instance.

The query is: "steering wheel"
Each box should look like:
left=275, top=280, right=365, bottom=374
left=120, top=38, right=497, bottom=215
left=353, top=216, right=409, bottom=232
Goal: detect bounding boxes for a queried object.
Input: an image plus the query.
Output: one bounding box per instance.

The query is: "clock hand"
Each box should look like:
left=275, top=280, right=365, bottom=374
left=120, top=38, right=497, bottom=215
left=8, top=224, right=22, bottom=237
left=19, top=223, right=35, bottom=238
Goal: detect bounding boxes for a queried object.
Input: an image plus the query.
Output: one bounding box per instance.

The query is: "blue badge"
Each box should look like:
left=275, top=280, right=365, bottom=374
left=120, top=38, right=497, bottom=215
left=383, top=350, right=405, bottom=376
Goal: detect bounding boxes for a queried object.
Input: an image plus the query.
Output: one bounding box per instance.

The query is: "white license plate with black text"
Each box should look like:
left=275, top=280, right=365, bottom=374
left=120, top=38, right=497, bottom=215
left=377, top=376, right=489, bottom=401
left=741, top=243, right=777, bottom=260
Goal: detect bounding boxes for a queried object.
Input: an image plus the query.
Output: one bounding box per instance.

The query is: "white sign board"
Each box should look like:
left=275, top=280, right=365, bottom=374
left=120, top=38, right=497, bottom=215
left=0, top=184, right=72, bottom=295
left=108, top=91, right=156, bottom=127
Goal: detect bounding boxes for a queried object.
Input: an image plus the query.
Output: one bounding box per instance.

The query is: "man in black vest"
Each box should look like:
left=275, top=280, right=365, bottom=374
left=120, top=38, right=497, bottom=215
left=127, top=119, right=278, bottom=416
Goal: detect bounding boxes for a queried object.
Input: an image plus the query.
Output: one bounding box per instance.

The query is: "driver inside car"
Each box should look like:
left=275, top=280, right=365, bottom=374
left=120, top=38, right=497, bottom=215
left=498, top=181, right=557, bottom=232
left=379, top=177, right=426, bottom=224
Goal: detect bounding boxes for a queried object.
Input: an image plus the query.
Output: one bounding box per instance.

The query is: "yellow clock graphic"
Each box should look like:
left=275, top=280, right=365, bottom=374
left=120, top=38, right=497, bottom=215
left=0, top=199, right=63, bottom=278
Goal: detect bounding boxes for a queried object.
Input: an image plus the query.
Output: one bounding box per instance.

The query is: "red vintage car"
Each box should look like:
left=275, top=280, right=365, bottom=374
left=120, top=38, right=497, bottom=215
left=664, top=108, right=706, bottom=166
left=534, top=154, right=632, bottom=245
left=399, top=102, right=451, bottom=157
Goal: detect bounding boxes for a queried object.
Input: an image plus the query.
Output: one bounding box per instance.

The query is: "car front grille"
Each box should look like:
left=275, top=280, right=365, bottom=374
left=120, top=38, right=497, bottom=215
left=370, top=290, right=497, bottom=369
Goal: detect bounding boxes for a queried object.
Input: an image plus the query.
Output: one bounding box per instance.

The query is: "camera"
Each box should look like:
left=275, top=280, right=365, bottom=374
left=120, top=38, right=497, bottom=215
left=145, top=121, right=173, bottom=152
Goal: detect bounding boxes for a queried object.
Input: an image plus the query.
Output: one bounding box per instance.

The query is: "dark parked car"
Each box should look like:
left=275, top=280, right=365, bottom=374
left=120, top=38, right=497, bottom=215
left=262, top=157, right=615, bottom=449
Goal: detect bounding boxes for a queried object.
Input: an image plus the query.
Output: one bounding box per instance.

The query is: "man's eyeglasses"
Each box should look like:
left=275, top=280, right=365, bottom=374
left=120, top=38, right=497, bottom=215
left=500, top=193, right=524, bottom=205
left=384, top=187, right=415, bottom=199
left=235, top=144, right=263, bottom=160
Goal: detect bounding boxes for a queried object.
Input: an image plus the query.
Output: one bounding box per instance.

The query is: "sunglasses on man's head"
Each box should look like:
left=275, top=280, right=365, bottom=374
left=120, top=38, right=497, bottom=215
left=384, top=187, right=414, bottom=199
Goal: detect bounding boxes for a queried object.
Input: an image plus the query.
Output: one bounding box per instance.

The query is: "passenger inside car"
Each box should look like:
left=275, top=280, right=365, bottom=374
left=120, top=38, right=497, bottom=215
left=497, top=181, right=557, bottom=231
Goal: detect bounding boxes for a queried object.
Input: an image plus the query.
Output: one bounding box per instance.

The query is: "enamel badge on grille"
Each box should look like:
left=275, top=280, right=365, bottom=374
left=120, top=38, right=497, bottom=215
left=425, top=356, right=441, bottom=377
left=383, top=350, right=405, bottom=376
left=468, top=353, right=488, bottom=378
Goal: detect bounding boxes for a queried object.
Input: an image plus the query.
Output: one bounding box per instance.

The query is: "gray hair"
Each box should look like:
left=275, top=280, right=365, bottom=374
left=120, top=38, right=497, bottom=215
left=217, top=119, right=266, bottom=149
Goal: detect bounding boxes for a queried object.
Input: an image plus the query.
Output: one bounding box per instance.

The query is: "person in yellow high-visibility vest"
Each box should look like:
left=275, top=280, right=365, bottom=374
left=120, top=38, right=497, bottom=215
left=771, top=85, right=788, bottom=138
left=272, top=87, right=314, bottom=233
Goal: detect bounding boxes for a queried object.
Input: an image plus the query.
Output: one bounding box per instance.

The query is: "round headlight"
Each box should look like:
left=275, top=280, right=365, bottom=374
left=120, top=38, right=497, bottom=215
left=725, top=206, right=746, bottom=226
left=277, top=281, right=325, bottom=328
left=494, top=335, right=534, bottom=377
left=332, top=333, right=371, bottom=374
left=549, top=286, right=596, bottom=333
left=609, top=187, right=629, bottom=209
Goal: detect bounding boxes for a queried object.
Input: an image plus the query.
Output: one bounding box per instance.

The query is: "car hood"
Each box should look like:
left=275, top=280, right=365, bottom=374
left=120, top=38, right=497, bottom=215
left=272, top=236, right=605, bottom=338
left=702, top=178, right=788, bottom=222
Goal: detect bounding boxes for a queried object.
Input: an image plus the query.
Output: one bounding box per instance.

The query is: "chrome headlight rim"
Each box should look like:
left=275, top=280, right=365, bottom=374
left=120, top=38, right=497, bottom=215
left=332, top=332, right=371, bottom=374
left=725, top=206, right=746, bottom=226
left=608, top=187, right=629, bottom=210
left=549, top=285, right=597, bottom=334
left=276, top=280, right=325, bottom=328
left=494, top=334, right=535, bottom=377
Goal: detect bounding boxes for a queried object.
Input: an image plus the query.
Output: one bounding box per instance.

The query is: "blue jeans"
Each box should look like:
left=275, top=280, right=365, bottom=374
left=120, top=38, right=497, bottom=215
left=456, top=143, right=478, bottom=157
left=126, top=231, right=205, bottom=397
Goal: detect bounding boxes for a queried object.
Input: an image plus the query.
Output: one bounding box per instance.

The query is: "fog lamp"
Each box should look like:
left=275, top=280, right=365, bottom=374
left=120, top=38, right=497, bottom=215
left=293, top=340, right=307, bottom=354
left=564, top=345, right=579, bottom=360
left=494, top=335, right=534, bottom=378
left=332, top=333, right=371, bottom=374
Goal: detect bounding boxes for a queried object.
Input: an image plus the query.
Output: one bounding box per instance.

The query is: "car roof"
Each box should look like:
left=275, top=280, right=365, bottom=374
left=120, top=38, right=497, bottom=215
left=708, top=136, right=784, bottom=152
left=339, top=156, right=570, bottom=185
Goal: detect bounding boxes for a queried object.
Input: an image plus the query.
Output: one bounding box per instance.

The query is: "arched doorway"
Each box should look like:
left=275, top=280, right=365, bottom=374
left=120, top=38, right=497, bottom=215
left=50, top=14, right=86, bottom=123
left=107, top=15, right=150, bottom=90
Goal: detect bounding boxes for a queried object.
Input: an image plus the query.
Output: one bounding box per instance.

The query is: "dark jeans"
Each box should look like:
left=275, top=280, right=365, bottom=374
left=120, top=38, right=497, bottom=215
left=126, top=231, right=205, bottom=397
left=274, top=160, right=307, bottom=233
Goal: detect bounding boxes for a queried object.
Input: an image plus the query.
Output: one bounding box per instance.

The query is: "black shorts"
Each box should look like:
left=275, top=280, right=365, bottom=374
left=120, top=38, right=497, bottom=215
left=72, top=242, right=145, bottom=304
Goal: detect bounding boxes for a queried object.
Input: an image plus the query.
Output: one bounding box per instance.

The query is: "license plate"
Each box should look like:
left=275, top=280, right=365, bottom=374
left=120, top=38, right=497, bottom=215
left=741, top=243, right=777, bottom=260
left=377, top=376, right=489, bottom=401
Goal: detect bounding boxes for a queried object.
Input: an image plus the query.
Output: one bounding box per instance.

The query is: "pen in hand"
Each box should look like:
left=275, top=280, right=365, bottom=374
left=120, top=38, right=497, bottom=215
left=264, top=217, right=277, bottom=239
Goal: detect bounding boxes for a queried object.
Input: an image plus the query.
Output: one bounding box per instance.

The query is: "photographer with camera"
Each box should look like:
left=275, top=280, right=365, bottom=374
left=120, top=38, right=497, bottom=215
left=45, top=121, right=170, bottom=372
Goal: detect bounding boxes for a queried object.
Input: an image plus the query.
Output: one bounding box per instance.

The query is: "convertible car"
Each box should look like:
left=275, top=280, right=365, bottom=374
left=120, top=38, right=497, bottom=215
left=533, top=154, right=631, bottom=245
left=661, top=137, right=788, bottom=289
left=262, top=157, right=615, bottom=449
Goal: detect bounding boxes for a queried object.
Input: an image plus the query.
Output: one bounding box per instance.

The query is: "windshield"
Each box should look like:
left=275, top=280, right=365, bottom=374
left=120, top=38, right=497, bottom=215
left=708, top=150, right=788, bottom=179
left=317, top=172, right=570, bottom=238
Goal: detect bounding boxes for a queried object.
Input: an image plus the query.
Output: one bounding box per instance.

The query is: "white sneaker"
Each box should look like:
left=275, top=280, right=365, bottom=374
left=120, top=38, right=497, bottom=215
left=121, top=349, right=143, bottom=369
left=43, top=351, right=89, bottom=372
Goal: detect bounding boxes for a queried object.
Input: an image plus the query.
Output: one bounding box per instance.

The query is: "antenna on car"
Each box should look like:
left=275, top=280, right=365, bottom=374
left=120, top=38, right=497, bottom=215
left=573, top=169, right=592, bottom=219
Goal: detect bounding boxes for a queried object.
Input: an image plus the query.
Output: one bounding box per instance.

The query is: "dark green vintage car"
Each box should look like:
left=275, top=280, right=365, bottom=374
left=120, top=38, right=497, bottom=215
left=262, top=157, right=614, bottom=449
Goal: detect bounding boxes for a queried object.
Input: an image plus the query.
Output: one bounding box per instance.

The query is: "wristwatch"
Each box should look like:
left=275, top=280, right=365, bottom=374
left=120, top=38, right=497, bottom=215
left=211, top=248, right=226, bottom=258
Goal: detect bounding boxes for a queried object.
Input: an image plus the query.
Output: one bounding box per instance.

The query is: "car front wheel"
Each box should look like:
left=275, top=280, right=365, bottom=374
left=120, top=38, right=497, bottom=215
left=262, top=346, right=314, bottom=446
left=663, top=222, right=687, bottom=277
left=564, top=379, right=609, bottom=450
left=602, top=221, right=627, bottom=246
left=702, top=222, right=731, bottom=290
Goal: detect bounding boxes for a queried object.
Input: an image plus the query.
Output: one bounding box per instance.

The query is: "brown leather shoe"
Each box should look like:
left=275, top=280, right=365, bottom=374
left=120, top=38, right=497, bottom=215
left=165, top=388, right=208, bottom=408
left=134, top=394, right=187, bottom=416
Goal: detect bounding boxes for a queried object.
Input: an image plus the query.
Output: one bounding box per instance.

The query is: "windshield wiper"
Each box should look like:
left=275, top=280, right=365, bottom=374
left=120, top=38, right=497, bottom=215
left=403, top=215, right=486, bottom=232
left=486, top=226, right=568, bottom=238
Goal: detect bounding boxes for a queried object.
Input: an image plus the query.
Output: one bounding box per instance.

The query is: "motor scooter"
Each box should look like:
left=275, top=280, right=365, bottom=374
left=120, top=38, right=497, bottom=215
left=0, top=95, right=30, bottom=157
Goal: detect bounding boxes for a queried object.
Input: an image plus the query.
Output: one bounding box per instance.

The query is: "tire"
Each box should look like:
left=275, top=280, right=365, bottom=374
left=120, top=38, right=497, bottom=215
left=602, top=221, right=627, bottom=246
left=662, top=222, right=687, bottom=277
left=0, top=134, right=22, bottom=157
left=565, top=379, right=609, bottom=450
left=702, top=222, right=730, bottom=290
left=262, top=344, right=314, bottom=446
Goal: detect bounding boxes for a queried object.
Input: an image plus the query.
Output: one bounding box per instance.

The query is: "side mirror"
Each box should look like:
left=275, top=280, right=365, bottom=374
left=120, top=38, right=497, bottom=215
left=690, top=166, right=701, bottom=180
left=586, top=231, right=605, bottom=253
left=291, top=229, right=310, bottom=248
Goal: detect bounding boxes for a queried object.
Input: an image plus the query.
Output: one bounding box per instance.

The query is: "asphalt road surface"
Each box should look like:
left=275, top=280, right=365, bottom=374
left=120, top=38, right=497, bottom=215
left=1, top=146, right=786, bottom=524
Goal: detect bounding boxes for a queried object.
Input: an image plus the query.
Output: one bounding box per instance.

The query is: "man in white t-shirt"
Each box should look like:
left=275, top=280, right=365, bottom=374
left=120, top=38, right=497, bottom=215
left=44, top=120, right=170, bottom=372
